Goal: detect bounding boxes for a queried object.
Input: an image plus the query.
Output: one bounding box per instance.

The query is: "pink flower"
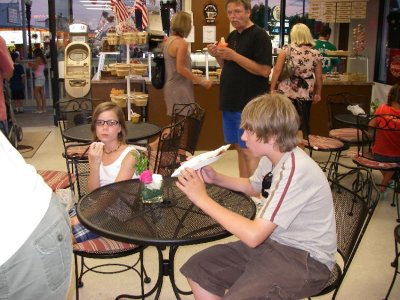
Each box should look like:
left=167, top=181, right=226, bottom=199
left=139, top=170, right=153, bottom=184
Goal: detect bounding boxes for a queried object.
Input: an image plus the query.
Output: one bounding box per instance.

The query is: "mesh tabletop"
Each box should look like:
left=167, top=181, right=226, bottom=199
left=77, top=178, right=256, bottom=246
left=63, top=121, right=161, bottom=143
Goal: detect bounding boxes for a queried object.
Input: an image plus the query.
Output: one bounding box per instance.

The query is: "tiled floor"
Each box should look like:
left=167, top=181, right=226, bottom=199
left=24, top=124, right=400, bottom=300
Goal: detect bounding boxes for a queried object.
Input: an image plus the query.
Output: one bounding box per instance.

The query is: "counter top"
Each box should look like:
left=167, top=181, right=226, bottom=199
left=322, top=81, right=374, bottom=86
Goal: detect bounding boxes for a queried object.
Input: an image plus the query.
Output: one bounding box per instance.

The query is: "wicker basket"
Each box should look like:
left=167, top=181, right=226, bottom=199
left=122, top=32, right=138, bottom=45
left=106, top=33, right=119, bottom=45
left=133, top=94, right=148, bottom=107
left=131, top=64, right=147, bottom=76
left=110, top=94, right=127, bottom=108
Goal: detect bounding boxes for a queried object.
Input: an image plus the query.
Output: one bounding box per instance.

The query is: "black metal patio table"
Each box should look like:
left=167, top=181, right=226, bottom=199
left=76, top=177, right=256, bottom=299
left=334, top=113, right=369, bottom=127
left=62, top=121, right=161, bottom=143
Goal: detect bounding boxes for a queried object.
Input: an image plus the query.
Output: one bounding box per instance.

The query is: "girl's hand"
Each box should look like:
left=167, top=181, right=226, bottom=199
left=198, top=166, right=216, bottom=184
left=88, top=142, right=104, bottom=168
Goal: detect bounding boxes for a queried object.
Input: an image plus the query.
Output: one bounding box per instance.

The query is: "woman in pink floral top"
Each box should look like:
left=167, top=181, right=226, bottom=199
left=270, top=23, right=323, bottom=138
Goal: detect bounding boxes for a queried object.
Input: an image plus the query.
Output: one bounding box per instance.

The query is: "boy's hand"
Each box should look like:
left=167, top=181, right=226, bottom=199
left=176, top=168, right=208, bottom=205
left=199, top=165, right=216, bottom=184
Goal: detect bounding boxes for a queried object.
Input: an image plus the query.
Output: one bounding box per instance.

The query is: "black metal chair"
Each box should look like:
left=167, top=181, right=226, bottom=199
left=68, top=152, right=150, bottom=300
left=352, top=114, right=400, bottom=222
left=302, top=133, right=349, bottom=171
left=148, top=118, right=185, bottom=177
left=171, top=103, right=206, bottom=158
left=384, top=224, right=400, bottom=300
left=308, top=162, right=379, bottom=299
left=58, top=97, right=93, bottom=148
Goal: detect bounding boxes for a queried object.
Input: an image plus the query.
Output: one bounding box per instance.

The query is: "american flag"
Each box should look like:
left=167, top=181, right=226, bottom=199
left=110, top=0, right=130, bottom=22
left=134, top=0, right=148, bottom=29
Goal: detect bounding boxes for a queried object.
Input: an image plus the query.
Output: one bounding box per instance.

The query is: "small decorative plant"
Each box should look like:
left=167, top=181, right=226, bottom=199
left=370, top=99, right=380, bottom=114
left=132, top=151, right=149, bottom=176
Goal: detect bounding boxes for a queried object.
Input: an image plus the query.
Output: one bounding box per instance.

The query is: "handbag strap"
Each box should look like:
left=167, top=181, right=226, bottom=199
left=285, top=44, right=292, bottom=62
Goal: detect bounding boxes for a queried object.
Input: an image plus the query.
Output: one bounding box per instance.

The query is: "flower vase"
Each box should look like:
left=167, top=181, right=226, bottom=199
left=141, top=174, right=163, bottom=203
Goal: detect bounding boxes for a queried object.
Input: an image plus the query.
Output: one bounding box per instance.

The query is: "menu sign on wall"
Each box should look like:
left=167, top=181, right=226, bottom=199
left=309, top=0, right=368, bottom=23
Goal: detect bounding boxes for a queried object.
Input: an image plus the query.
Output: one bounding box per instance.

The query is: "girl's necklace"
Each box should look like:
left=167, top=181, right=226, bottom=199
left=103, top=143, right=121, bottom=155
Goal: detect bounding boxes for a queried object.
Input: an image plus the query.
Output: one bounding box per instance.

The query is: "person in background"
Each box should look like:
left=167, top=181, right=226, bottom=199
left=369, top=84, right=400, bottom=191
left=314, top=25, right=338, bottom=74
left=149, top=11, right=212, bottom=152
left=177, top=93, right=336, bottom=299
left=207, top=0, right=272, bottom=178
left=163, top=11, right=212, bottom=117
left=270, top=23, right=323, bottom=140
left=0, top=35, right=14, bottom=136
left=30, top=48, right=47, bottom=113
left=0, top=131, right=72, bottom=300
left=10, top=51, right=25, bottom=113
left=70, top=102, right=142, bottom=243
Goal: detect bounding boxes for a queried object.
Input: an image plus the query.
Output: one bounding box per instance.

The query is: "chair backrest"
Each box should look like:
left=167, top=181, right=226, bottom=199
left=59, top=98, right=93, bottom=130
left=171, top=103, right=205, bottom=155
left=326, top=162, right=379, bottom=294
left=150, top=118, right=185, bottom=177
left=327, top=93, right=369, bottom=130
left=356, top=113, right=400, bottom=162
left=65, top=143, right=90, bottom=199
left=58, top=98, right=93, bottom=148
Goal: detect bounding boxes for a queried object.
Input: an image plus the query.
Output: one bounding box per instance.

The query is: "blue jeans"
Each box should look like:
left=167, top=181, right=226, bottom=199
left=0, top=195, right=72, bottom=300
left=222, top=111, right=246, bottom=148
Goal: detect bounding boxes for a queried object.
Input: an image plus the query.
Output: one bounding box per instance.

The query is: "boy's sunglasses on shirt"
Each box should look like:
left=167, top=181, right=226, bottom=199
left=262, top=172, right=273, bottom=198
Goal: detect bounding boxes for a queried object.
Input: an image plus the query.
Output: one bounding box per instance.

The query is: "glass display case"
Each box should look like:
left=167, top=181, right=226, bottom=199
left=347, top=56, right=369, bottom=81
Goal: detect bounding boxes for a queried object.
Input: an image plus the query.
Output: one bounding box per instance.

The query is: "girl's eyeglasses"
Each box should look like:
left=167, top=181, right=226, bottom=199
left=95, top=120, right=119, bottom=127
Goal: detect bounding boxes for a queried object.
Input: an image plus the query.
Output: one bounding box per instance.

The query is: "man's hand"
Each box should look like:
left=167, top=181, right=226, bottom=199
left=207, top=43, right=219, bottom=57
left=216, top=47, right=237, bottom=61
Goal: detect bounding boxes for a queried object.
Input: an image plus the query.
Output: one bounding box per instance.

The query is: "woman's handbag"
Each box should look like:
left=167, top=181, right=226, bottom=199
left=278, top=44, right=295, bottom=81
left=151, top=52, right=165, bottom=89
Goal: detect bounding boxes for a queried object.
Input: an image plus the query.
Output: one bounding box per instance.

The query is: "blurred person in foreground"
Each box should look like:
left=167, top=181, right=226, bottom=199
left=270, top=23, right=323, bottom=140
left=207, top=0, right=272, bottom=178
left=0, top=131, right=72, bottom=299
left=177, top=93, right=336, bottom=299
left=0, top=35, right=14, bottom=135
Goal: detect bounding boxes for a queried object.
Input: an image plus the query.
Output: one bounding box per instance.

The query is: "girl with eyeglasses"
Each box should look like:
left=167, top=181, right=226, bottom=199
left=70, top=102, right=143, bottom=244
left=87, top=101, right=141, bottom=192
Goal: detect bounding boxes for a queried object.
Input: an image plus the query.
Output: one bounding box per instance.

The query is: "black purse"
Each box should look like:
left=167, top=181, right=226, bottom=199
left=278, top=44, right=295, bottom=81
left=151, top=52, right=165, bottom=89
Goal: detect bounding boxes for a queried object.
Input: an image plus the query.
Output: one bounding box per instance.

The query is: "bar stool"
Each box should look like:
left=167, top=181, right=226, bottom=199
left=385, top=224, right=400, bottom=299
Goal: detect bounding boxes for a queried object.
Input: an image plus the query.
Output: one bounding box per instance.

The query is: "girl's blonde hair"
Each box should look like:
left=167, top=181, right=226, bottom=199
left=290, top=23, right=315, bottom=47
left=171, top=11, right=192, bottom=38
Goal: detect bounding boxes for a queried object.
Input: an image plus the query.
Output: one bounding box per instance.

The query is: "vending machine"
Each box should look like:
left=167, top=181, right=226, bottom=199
left=64, top=42, right=91, bottom=98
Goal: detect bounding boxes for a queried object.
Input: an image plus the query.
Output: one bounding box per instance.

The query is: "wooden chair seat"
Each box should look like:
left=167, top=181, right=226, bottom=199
left=302, top=134, right=345, bottom=150
left=329, top=128, right=359, bottom=143
left=73, top=236, right=139, bottom=255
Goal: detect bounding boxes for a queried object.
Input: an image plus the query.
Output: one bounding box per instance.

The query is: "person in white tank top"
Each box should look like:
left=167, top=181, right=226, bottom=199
left=87, top=102, right=142, bottom=192
left=70, top=102, right=143, bottom=244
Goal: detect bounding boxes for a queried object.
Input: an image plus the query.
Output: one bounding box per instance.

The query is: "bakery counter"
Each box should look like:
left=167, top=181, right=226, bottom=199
left=90, top=79, right=374, bottom=150
left=310, top=81, right=374, bottom=136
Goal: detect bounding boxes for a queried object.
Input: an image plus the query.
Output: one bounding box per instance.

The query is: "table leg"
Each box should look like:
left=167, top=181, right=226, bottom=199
left=166, top=246, right=193, bottom=299
left=115, top=247, right=164, bottom=300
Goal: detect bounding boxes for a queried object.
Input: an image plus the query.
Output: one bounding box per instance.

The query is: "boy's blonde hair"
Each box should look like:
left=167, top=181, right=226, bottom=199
left=241, top=93, right=299, bottom=152
left=290, top=23, right=315, bottom=47
left=171, top=11, right=192, bottom=38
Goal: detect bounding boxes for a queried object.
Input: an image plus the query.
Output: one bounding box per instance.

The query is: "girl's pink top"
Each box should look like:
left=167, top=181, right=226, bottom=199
left=34, top=63, right=45, bottom=78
